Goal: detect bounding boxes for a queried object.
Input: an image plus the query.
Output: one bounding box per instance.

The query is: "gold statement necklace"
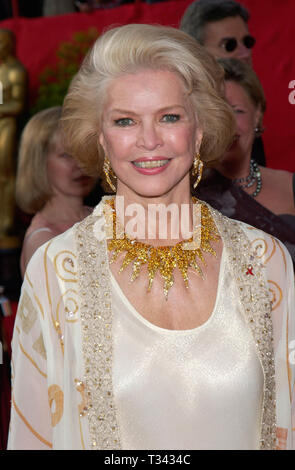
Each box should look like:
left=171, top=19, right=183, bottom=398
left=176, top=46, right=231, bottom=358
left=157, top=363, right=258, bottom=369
left=104, top=197, right=220, bottom=299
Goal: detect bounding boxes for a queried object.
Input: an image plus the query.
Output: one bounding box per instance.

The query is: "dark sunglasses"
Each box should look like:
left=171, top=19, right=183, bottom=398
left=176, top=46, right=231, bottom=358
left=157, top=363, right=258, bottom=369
left=222, top=35, right=256, bottom=52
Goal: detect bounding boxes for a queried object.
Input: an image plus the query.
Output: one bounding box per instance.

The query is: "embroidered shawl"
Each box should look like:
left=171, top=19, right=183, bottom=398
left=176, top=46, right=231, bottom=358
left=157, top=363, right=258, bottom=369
left=8, top=198, right=295, bottom=450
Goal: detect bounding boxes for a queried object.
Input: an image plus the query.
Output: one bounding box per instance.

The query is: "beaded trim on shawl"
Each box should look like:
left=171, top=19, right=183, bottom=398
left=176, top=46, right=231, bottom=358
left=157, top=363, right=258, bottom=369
left=212, top=206, right=277, bottom=450
left=75, top=198, right=121, bottom=450
left=75, top=197, right=276, bottom=450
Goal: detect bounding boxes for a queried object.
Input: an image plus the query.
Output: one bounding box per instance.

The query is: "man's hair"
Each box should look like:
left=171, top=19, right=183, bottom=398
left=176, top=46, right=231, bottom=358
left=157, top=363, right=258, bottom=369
left=180, top=0, right=249, bottom=44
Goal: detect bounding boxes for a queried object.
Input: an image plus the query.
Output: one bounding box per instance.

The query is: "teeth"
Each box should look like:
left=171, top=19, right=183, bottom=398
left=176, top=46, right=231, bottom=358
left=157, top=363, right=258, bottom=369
left=133, top=159, right=169, bottom=168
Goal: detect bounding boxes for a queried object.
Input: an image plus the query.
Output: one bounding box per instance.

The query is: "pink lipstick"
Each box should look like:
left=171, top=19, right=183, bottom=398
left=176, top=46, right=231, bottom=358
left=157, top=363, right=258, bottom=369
left=132, top=157, right=170, bottom=175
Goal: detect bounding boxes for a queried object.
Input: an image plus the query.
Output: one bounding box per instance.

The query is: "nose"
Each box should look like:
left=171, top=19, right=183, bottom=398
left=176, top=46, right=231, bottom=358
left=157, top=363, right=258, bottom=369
left=136, top=121, right=163, bottom=150
left=235, top=44, right=252, bottom=65
left=67, top=154, right=84, bottom=174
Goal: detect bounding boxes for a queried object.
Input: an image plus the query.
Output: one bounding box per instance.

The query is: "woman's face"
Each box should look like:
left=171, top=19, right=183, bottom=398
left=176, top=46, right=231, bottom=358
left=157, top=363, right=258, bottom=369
left=98, top=69, right=203, bottom=200
left=47, top=133, right=95, bottom=199
left=223, top=80, right=261, bottom=162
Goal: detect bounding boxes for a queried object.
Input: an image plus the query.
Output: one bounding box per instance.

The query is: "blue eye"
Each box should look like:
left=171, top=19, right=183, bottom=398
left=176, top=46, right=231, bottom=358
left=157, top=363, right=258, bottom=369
left=162, top=114, right=180, bottom=123
left=114, top=118, right=134, bottom=127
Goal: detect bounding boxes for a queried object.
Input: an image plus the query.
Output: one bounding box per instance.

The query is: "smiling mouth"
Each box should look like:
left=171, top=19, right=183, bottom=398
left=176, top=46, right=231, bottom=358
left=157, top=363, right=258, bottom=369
left=132, top=159, right=170, bottom=169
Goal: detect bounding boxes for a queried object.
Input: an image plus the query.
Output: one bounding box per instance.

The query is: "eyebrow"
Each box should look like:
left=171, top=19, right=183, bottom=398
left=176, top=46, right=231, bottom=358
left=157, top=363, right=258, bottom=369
left=218, top=34, right=250, bottom=46
left=218, top=36, right=235, bottom=46
left=108, top=105, right=188, bottom=116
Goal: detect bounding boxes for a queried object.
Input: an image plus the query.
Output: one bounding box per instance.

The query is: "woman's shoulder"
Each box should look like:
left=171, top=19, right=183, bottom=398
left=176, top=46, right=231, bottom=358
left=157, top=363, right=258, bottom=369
left=211, top=205, right=292, bottom=270
left=26, top=223, right=76, bottom=271
left=260, top=167, right=294, bottom=198
left=232, top=216, right=292, bottom=281
left=257, top=167, right=295, bottom=214
left=24, top=212, right=51, bottom=234
left=260, top=166, right=293, bottom=180
left=222, top=209, right=289, bottom=249
left=26, top=204, right=99, bottom=267
left=210, top=201, right=269, bottom=238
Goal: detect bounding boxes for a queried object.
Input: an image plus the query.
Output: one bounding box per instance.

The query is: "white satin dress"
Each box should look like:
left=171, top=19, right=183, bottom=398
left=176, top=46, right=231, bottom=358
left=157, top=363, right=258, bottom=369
left=112, top=248, right=264, bottom=450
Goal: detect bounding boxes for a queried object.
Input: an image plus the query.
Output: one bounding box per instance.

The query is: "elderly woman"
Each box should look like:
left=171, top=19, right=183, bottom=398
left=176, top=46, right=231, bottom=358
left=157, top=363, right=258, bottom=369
left=15, top=107, right=96, bottom=277
left=8, top=24, right=294, bottom=450
left=197, top=58, right=295, bottom=263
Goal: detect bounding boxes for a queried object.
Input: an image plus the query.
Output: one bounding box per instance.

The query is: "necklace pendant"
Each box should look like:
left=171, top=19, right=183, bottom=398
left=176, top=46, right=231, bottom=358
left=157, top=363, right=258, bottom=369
left=104, top=197, right=220, bottom=299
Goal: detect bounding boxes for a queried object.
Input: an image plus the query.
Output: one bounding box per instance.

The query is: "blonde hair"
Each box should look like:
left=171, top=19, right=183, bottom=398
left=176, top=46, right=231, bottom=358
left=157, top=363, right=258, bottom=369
left=16, top=106, right=62, bottom=214
left=61, top=23, right=235, bottom=177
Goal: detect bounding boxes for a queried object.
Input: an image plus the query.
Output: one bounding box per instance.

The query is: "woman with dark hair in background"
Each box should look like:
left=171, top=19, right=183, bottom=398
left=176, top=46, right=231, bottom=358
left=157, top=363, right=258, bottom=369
left=196, top=58, right=295, bottom=264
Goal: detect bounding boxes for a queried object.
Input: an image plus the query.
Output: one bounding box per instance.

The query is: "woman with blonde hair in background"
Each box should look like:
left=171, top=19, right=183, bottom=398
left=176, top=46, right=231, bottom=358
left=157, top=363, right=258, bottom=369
left=15, top=106, right=96, bottom=277
left=8, top=25, right=294, bottom=450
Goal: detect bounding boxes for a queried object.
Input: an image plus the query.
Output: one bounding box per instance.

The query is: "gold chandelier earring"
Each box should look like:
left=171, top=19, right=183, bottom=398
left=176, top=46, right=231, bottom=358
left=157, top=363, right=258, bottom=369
left=192, top=152, right=204, bottom=189
left=103, top=156, right=117, bottom=192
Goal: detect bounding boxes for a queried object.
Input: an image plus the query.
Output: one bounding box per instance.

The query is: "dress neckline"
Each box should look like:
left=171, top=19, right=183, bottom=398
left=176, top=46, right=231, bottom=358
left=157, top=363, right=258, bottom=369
left=110, top=245, right=226, bottom=335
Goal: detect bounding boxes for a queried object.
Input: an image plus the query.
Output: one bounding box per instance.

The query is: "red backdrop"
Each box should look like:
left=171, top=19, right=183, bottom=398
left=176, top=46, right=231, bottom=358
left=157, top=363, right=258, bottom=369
left=1, top=0, right=294, bottom=172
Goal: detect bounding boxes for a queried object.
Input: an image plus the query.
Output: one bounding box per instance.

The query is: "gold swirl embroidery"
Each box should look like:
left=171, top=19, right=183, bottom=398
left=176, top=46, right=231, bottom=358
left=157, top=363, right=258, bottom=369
left=264, top=237, right=276, bottom=264
left=75, top=379, right=90, bottom=417
left=56, top=289, right=79, bottom=323
left=250, top=238, right=268, bottom=258
left=54, top=251, right=77, bottom=282
left=44, top=242, right=67, bottom=354
left=250, top=236, right=277, bottom=265
left=268, top=280, right=283, bottom=310
left=48, top=384, right=64, bottom=427
left=44, top=241, right=62, bottom=352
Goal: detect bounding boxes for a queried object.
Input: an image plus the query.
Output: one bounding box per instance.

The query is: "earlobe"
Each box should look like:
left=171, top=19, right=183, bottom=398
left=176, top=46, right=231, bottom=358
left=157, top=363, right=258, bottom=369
left=195, top=128, right=203, bottom=152
left=254, top=106, right=263, bottom=131
left=98, top=133, right=106, bottom=153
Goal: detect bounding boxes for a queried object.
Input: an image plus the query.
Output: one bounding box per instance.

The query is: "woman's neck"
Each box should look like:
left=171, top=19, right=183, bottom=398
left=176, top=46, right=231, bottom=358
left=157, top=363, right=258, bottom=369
left=114, top=185, right=194, bottom=245
left=217, top=154, right=252, bottom=181
left=40, top=195, right=88, bottom=226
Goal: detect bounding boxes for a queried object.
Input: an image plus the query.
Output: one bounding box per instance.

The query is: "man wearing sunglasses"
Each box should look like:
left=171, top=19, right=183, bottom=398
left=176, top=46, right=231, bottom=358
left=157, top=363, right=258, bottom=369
left=180, top=0, right=265, bottom=166
left=180, top=0, right=254, bottom=65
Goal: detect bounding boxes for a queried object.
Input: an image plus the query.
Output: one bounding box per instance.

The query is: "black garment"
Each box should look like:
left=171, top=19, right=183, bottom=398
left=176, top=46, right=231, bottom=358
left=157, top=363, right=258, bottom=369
left=0, top=0, right=12, bottom=20
left=279, top=173, right=295, bottom=230
left=18, top=0, right=44, bottom=17
left=251, top=136, right=266, bottom=166
left=195, top=170, right=295, bottom=266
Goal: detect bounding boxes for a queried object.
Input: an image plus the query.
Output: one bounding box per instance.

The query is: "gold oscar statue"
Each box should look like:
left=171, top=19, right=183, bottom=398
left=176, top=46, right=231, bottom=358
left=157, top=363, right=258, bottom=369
left=0, top=29, right=27, bottom=249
